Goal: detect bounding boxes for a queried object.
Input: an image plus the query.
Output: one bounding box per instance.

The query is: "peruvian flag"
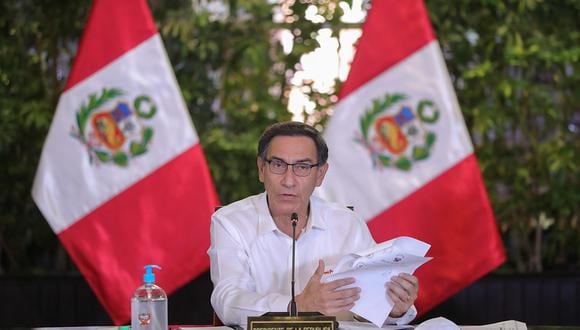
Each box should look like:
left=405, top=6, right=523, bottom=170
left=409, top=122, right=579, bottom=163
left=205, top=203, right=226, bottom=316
left=32, top=0, right=219, bottom=324
left=319, top=0, right=505, bottom=314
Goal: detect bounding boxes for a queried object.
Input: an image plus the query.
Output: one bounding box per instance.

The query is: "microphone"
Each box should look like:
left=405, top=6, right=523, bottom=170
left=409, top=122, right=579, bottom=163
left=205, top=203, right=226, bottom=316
left=250, top=211, right=336, bottom=329
left=289, top=212, right=298, bottom=317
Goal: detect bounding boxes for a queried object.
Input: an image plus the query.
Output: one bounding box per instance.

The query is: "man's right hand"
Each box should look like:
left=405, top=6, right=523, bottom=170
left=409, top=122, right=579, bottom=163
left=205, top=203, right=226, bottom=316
left=295, top=259, right=361, bottom=315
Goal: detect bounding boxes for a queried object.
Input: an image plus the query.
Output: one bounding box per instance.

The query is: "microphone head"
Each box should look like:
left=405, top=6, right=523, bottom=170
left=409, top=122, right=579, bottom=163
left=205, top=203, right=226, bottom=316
left=291, top=212, right=298, bottom=224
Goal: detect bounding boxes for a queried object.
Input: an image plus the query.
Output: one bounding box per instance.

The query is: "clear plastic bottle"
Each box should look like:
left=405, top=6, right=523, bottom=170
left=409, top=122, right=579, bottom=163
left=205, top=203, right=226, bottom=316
left=131, top=265, right=168, bottom=330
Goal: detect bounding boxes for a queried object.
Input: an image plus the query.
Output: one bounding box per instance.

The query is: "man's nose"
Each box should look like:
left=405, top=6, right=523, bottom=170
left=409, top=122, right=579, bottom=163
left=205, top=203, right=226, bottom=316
left=281, top=166, right=297, bottom=186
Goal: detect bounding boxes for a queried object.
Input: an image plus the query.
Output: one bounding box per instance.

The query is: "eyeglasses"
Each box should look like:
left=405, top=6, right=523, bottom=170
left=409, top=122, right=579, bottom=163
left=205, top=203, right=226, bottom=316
left=265, top=158, right=320, bottom=177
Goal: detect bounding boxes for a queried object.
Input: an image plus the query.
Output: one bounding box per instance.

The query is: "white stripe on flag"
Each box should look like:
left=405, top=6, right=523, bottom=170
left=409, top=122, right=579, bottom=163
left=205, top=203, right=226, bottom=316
left=320, top=41, right=473, bottom=222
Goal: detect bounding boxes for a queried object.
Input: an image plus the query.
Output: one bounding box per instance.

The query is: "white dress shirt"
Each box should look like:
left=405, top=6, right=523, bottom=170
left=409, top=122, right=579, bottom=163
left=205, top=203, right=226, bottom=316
left=208, top=192, right=416, bottom=326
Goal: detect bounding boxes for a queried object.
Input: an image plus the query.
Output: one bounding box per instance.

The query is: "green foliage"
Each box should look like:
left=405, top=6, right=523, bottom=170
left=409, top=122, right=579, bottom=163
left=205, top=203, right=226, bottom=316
left=0, top=0, right=91, bottom=273
left=426, top=0, right=580, bottom=272
left=0, top=0, right=577, bottom=275
left=157, top=1, right=293, bottom=201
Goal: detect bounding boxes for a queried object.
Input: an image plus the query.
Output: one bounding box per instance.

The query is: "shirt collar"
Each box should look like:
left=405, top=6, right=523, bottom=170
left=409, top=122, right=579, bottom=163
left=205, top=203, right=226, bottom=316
left=307, top=195, right=327, bottom=231
left=256, top=192, right=277, bottom=236
left=256, top=192, right=327, bottom=237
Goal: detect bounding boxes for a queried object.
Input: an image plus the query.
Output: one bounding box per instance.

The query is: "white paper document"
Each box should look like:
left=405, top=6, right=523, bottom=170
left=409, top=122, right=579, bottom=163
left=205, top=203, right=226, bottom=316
left=325, top=236, right=432, bottom=327
left=459, top=320, right=528, bottom=330
left=339, top=320, right=414, bottom=330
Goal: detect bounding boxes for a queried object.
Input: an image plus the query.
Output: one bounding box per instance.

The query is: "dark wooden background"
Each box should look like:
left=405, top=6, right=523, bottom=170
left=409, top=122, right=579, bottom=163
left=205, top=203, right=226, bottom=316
left=1, top=272, right=579, bottom=327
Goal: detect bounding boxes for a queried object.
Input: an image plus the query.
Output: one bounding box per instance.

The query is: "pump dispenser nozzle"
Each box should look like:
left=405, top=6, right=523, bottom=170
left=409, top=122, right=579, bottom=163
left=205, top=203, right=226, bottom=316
left=143, top=264, right=161, bottom=284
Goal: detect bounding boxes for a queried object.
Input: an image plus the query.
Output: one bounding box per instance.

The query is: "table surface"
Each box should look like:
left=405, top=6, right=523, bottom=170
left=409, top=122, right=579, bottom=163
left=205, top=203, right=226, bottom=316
left=33, top=324, right=580, bottom=330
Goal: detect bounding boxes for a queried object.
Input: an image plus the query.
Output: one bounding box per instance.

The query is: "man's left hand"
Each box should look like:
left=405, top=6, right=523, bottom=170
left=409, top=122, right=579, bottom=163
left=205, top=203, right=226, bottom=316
left=386, top=273, right=419, bottom=318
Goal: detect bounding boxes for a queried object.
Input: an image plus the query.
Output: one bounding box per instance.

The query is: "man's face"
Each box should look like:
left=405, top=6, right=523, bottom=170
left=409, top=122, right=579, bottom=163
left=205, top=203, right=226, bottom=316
left=257, top=135, right=328, bottom=221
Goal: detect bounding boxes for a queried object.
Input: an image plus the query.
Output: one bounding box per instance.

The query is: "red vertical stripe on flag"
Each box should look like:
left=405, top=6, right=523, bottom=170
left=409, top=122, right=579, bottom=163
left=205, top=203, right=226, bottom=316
left=367, top=155, right=505, bottom=313
left=65, top=0, right=157, bottom=90
left=58, top=145, right=218, bottom=324
left=340, top=0, right=435, bottom=99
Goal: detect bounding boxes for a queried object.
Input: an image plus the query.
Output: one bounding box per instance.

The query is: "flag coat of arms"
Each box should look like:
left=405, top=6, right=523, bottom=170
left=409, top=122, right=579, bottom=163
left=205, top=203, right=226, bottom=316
left=319, top=0, right=505, bottom=314
left=32, top=0, right=219, bottom=324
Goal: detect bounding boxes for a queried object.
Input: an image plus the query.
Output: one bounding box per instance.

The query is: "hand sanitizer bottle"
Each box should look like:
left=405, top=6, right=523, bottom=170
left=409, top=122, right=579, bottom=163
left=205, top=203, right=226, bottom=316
left=131, top=265, right=168, bottom=330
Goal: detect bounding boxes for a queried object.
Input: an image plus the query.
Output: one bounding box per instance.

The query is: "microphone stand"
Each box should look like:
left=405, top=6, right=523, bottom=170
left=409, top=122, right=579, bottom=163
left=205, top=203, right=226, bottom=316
left=290, top=212, right=298, bottom=317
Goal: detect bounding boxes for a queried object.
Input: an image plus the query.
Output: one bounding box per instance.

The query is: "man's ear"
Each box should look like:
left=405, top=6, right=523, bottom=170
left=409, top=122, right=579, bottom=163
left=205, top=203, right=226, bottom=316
left=257, top=157, right=265, bottom=183
left=315, top=163, right=329, bottom=187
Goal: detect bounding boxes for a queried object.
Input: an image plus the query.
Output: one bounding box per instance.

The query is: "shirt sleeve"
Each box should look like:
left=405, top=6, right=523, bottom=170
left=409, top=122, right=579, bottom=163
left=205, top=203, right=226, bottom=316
left=383, top=305, right=417, bottom=325
left=353, top=305, right=417, bottom=326
left=208, top=214, right=290, bottom=326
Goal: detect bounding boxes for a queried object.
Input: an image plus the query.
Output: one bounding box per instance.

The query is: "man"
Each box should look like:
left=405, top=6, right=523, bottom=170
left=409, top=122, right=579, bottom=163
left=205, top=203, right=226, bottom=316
left=209, top=121, right=418, bottom=326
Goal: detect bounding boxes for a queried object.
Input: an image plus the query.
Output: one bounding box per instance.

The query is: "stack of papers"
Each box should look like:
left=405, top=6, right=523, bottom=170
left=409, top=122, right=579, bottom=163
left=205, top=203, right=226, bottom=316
left=459, top=320, right=528, bottom=330
left=324, top=236, right=432, bottom=327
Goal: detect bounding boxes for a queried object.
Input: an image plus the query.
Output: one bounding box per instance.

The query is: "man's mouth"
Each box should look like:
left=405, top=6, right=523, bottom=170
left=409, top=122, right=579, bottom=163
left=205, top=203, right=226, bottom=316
left=279, top=193, right=297, bottom=199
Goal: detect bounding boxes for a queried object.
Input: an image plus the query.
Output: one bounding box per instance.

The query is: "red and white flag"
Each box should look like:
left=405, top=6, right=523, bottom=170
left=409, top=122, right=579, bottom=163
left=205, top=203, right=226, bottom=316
left=32, top=0, right=219, bottom=324
left=319, top=0, right=505, bottom=314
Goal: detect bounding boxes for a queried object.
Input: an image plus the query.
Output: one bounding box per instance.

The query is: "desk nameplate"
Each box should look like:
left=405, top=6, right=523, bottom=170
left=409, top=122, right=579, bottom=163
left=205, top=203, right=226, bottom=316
left=248, top=313, right=336, bottom=330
